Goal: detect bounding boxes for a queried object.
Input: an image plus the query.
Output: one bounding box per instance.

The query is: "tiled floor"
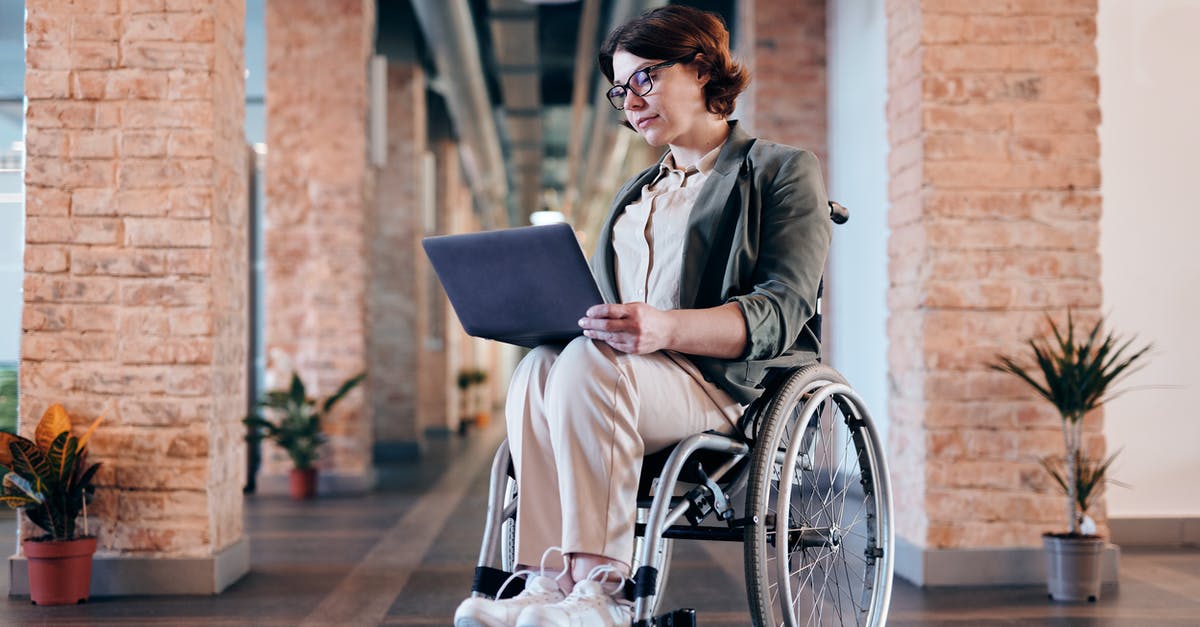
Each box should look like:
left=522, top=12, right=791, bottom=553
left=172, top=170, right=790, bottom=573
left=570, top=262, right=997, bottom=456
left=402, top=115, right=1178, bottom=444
left=2, top=422, right=1198, bottom=625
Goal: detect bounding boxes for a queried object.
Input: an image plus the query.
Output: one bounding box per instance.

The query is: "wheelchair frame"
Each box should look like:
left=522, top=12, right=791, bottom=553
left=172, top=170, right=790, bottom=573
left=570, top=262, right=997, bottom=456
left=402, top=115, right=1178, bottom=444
left=468, top=202, right=895, bottom=626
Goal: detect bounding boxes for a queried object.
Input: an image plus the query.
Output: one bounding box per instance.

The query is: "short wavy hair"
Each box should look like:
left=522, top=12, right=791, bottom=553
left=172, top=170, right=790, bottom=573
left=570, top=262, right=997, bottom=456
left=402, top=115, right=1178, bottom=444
left=598, top=5, right=749, bottom=118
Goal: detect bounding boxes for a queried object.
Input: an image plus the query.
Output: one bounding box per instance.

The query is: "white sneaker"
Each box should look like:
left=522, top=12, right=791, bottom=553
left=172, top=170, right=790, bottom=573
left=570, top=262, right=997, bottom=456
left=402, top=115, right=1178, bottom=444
left=455, top=547, right=570, bottom=627
left=515, top=565, right=633, bottom=627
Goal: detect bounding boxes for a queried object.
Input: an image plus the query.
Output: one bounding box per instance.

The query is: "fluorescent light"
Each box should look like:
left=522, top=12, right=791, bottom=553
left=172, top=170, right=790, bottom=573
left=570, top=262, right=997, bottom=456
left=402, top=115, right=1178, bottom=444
left=530, top=210, right=566, bottom=225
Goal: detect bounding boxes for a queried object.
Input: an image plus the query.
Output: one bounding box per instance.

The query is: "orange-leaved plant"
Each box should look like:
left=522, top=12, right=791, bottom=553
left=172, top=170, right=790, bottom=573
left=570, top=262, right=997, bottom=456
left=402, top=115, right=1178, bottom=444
left=0, top=404, right=103, bottom=541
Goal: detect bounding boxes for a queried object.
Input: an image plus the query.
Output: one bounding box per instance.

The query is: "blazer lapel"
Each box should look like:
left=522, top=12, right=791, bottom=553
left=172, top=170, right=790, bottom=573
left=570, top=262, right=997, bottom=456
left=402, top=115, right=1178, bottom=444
left=678, top=122, right=756, bottom=309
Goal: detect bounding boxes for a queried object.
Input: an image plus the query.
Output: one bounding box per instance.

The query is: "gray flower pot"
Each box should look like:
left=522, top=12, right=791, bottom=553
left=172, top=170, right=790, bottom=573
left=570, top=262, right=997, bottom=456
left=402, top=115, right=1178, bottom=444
left=1043, top=533, right=1104, bottom=602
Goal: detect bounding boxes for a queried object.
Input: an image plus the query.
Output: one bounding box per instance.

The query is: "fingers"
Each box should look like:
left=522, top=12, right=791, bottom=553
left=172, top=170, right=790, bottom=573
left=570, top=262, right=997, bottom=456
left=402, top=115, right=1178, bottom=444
left=585, top=303, right=632, bottom=319
left=582, top=329, right=637, bottom=354
left=578, top=316, right=630, bottom=332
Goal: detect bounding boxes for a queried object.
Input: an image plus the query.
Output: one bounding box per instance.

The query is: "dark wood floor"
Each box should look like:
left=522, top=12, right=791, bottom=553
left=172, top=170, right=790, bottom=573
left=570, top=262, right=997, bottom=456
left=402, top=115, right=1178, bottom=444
left=2, top=423, right=1198, bottom=625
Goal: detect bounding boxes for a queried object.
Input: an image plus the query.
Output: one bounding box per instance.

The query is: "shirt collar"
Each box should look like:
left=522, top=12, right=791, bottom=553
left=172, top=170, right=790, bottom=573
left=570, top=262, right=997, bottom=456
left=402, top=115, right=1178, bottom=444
left=656, top=141, right=725, bottom=181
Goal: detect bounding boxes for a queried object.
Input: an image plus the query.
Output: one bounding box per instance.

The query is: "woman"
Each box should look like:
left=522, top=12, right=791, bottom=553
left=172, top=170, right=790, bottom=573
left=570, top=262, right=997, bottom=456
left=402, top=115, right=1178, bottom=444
left=455, top=6, right=830, bottom=627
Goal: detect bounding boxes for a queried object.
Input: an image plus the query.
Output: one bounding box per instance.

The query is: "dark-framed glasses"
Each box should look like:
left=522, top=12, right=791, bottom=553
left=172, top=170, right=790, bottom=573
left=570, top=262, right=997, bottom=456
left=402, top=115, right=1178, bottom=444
left=606, top=53, right=696, bottom=110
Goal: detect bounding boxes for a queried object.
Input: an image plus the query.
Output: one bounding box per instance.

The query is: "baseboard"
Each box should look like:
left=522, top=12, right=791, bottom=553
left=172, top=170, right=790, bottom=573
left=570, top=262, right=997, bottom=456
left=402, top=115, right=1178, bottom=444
left=894, top=535, right=1120, bottom=587
left=373, top=440, right=422, bottom=462
left=425, top=426, right=456, bottom=438
left=254, top=467, right=377, bottom=496
left=1109, top=517, right=1200, bottom=547
left=9, top=536, right=250, bottom=597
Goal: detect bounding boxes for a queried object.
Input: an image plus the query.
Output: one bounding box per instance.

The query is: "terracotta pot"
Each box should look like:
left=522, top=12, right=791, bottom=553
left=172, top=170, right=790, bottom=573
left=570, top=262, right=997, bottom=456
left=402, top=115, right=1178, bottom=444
left=24, top=536, right=97, bottom=606
left=289, top=467, right=318, bottom=500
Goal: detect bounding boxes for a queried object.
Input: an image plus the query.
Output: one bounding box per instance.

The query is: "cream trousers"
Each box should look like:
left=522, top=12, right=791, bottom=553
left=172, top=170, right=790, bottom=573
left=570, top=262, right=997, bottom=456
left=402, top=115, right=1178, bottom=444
left=506, top=336, right=741, bottom=568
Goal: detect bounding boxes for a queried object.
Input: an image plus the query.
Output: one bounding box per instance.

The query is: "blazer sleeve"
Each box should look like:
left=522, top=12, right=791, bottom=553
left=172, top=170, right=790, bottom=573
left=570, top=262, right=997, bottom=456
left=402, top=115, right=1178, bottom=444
left=725, top=149, right=831, bottom=361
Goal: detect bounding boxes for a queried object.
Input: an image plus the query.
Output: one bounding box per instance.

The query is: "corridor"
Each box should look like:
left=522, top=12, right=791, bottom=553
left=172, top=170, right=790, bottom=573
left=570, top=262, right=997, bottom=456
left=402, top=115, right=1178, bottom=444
left=1, top=422, right=1196, bottom=625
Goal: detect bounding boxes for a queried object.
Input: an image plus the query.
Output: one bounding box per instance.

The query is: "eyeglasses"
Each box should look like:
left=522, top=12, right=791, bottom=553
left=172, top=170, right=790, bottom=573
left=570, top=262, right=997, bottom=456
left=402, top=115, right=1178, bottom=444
left=606, top=53, right=696, bottom=110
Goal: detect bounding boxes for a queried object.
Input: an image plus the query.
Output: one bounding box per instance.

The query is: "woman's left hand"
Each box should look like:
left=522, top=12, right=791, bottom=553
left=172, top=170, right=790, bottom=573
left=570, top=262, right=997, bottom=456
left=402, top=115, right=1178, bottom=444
left=579, top=303, right=674, bottom=355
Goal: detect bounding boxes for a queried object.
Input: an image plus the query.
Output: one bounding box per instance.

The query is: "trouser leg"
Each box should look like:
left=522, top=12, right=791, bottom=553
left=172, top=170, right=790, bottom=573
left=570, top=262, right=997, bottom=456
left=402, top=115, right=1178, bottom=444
left=506, top=345, right=565, bottom=568
left=543, top=337, right=737, bottom=567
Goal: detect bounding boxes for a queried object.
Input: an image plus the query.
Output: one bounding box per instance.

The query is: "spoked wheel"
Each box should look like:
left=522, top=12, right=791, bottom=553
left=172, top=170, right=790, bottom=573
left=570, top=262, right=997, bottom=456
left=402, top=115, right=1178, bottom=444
left=745, top=364, right=894, bottom=627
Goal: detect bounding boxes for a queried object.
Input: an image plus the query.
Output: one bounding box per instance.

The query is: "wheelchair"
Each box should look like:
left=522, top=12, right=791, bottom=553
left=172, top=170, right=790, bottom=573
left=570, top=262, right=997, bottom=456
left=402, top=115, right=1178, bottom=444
left=468, top=202, right=894, bottom=626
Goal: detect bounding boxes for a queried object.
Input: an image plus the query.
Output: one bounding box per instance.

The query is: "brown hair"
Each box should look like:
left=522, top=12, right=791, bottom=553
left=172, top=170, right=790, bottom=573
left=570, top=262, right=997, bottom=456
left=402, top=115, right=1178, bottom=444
left=599, top=5, right=749, bottom=118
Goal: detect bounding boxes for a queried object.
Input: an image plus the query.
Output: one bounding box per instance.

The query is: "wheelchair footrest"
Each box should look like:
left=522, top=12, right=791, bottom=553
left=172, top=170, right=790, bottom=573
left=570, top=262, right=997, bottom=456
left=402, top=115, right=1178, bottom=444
left=472, top=565, right=524, bottom=599
left=633, top=608, right=697, bottom=627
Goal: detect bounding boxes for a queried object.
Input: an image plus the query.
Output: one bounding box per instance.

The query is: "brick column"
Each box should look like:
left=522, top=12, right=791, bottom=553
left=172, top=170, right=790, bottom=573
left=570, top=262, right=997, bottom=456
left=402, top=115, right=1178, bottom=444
left=886, top=0, right=1109, bottom=585
left=431, top=138, right=479, bottom=434
left=736, top=0, right=827, bottom=163
left=18, top=0, right=248, bottom=594
left=368, top=62, right=427, bottom=459
left=263, top=0, right=375, bottom=491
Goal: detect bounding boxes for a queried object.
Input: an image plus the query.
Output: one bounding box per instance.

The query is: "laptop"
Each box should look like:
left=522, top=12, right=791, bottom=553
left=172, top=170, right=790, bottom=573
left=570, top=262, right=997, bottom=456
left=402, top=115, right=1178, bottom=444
left=422, top=223, right=606, bottom=348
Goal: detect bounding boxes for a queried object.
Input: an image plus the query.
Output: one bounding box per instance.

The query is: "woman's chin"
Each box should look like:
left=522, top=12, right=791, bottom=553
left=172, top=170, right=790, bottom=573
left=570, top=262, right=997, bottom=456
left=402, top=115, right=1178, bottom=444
left=637, top=128, right=669, bottom=147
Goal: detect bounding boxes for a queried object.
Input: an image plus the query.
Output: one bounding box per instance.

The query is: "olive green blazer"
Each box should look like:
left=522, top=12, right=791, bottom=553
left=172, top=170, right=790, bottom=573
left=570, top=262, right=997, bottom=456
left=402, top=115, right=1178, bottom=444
left=591, top=121, right=832, bottom=405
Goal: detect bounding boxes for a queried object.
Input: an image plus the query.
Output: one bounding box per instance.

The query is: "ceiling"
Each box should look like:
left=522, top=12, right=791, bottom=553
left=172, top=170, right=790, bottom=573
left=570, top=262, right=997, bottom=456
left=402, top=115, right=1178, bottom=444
left=385, top=0, right=735, bottom=229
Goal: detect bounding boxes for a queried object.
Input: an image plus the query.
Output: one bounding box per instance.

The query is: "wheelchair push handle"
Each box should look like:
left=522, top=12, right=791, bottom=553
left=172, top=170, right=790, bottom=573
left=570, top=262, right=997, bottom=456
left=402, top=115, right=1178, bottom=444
left=829, top=200, right=849, bottom=224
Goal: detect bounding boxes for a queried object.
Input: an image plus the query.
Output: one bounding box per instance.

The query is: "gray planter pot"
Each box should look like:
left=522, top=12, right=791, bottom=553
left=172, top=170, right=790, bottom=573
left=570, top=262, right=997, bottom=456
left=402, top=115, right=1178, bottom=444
left=1043, top=533, right=1104, bottom=602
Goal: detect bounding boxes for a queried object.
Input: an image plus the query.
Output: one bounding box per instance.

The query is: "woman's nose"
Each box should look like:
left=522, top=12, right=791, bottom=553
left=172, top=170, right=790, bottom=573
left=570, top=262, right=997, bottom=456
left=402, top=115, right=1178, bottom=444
left=624, top=91, right=646, bottom=110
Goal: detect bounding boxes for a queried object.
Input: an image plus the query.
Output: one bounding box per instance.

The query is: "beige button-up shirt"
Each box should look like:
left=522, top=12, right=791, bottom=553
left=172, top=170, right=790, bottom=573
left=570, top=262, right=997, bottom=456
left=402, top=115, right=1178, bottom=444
left=612, top=145, right=722, bottom=309
left=611, top=144, right=744, bottom=421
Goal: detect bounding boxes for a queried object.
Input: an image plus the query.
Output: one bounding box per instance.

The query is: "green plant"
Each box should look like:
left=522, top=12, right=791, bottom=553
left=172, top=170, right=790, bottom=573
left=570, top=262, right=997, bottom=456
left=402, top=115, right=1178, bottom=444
left=244, top=371, right=365, bottom=470
left=0, top=367, right=17, bottom=434
left=1039, top=450, right=1125, bottom=523
left=991, top=311, right=1151, bottom=535
left=0, top=404, right=102, bottom=541
left=456, top=369, right=488, bottom=390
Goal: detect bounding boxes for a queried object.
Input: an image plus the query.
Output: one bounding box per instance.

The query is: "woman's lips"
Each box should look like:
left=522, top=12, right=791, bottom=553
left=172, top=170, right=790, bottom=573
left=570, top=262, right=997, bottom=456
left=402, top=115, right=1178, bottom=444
left=635, top=115, right=658, bottom=129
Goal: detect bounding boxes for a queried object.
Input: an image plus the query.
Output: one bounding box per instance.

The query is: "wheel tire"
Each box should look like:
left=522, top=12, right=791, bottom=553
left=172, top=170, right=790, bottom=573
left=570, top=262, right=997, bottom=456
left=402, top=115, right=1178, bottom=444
left=744, top=364, right=894, bottom=627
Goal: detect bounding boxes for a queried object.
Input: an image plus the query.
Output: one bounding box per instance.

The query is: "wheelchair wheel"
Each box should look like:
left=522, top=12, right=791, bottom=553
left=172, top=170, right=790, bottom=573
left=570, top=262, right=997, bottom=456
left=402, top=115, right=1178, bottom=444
left=744, top=364, right=894, bottom=626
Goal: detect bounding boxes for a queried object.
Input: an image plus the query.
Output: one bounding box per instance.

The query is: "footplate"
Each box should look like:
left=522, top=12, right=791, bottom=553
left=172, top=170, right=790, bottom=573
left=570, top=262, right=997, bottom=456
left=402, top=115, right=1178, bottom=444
left=632, top=608, right=697, bottom=627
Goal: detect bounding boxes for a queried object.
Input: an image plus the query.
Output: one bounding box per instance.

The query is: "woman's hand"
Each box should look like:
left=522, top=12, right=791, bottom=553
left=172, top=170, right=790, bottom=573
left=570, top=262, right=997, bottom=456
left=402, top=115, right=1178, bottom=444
left=579, top=303, right=675, bottom=355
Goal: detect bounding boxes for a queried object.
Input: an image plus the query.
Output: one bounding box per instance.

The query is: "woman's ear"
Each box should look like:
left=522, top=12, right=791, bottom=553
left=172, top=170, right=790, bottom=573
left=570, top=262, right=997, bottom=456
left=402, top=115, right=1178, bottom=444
left=692, top=53, right=711, bottom=86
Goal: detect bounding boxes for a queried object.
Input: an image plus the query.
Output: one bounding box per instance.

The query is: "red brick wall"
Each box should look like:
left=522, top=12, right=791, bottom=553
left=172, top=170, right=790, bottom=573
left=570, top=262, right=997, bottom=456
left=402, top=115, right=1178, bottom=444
left=21, top=0, right=247, bottom=555
left=886, top=0, right=1104, bottom=549
left=737, top=0, right=827, bottom=163
left=368, top=63, right=427, bottom=447
left=263, top=0, right=374, bottom=481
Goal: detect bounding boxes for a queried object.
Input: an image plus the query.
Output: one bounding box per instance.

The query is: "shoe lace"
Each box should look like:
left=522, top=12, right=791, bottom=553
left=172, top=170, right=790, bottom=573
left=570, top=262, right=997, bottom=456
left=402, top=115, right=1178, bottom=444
left=496, top=545, right=569, bottom=599
left=582, top=563, right=628, bottom=598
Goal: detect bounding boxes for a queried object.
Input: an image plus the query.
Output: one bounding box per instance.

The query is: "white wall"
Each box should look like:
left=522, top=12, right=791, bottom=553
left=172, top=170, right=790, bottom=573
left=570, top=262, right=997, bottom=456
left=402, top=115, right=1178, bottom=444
left=1098, top=0, right=1200, bottom=518
left=0, top=170, right=21, bottom=364
left=826, top=0, right=890, bottom=442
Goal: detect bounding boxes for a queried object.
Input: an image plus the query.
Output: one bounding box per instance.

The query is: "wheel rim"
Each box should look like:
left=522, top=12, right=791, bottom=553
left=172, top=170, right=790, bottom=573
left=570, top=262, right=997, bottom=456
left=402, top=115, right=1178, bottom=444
left=757, top=381, right=892, bottom=627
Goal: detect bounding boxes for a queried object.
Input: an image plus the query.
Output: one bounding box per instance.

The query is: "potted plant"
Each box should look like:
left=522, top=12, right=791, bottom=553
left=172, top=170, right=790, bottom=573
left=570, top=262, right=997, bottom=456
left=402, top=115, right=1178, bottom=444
left=470, top=369, right=490, bottom=427
left=0, top=403, right=103, bottom=605
left=245, top=371, right=365, bottom=500
left=991, top=311, right=1151, bottom=602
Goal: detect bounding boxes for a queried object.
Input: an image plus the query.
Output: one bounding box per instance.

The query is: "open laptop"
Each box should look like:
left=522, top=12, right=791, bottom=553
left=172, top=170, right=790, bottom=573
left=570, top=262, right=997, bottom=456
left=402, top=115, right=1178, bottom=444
left=422, top=223, right=606, bottom=348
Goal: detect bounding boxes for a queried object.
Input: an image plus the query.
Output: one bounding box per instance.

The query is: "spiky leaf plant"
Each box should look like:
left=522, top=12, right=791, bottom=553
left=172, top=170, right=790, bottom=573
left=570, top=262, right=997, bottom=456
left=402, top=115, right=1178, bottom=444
left=0, top=404, right=103, bottom=541
left=991, top=311, right=1151, bottom=535
left=244, top=371, right=365, bottom=470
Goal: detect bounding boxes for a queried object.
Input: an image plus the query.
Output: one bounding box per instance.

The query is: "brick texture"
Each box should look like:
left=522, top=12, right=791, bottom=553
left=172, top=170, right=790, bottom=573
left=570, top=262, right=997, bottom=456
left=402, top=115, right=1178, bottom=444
left=263, top=0, right=374, bottom=480
left=21, top=0, right=248, bottom=557
left=368, top=63, right=427, bottom=447
left=885, top=0, right=1104, bottom=549
left=737, top=0, right=827, bottom=164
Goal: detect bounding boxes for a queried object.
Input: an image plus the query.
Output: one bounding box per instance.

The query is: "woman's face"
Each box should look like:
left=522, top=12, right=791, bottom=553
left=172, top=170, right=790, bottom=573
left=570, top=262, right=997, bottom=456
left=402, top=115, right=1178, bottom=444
left=610, top=49, right=709, bottom=148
